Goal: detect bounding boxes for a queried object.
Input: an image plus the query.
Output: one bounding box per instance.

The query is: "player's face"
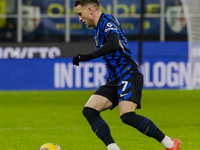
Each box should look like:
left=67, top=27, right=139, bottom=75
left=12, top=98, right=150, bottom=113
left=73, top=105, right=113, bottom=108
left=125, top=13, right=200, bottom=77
left=76, top=4, right=94, bottom=27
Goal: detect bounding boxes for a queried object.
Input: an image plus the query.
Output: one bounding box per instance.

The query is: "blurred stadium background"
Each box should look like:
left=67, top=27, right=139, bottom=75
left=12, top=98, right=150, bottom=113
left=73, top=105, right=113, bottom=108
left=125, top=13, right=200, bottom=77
left=1, top=0, right=198, bottom=90
left=0, top=0, right=200, bottom=149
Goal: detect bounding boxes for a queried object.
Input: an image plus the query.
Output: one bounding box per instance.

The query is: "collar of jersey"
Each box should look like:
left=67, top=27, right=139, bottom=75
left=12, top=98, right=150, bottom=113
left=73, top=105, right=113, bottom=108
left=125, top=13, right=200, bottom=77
left=95, top=13, right=104, bottom=29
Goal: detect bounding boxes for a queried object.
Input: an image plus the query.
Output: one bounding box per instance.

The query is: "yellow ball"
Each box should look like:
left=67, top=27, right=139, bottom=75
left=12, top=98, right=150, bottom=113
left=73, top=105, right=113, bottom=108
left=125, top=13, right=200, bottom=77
left=40, top=143, right=61, bottom=150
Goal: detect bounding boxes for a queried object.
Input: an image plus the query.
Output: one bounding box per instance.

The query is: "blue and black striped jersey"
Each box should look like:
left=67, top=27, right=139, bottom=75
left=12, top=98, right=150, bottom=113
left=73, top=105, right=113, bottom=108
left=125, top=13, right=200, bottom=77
left=92, top=13, right=142, bottom=84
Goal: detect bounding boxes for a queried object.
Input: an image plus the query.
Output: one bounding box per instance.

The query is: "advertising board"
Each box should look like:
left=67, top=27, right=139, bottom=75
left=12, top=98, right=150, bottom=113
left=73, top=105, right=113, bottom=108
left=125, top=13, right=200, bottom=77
left=1, top=42, right=197, bottom=90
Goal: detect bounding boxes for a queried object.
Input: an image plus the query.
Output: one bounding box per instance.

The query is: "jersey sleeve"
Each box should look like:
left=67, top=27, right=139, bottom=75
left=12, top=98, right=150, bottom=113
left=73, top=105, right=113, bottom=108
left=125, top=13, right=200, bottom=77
left=103, top=21, right=120, bottom=38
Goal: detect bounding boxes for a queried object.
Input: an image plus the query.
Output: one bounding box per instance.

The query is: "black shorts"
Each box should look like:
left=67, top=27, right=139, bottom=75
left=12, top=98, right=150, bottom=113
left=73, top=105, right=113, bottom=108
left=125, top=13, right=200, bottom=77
left=94, top=73, right=143, bottom=109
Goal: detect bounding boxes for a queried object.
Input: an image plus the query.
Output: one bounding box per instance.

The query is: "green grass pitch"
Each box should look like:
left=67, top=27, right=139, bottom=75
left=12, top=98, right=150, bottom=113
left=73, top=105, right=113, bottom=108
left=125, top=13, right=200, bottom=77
left=0, top=90, right=199, bottom=150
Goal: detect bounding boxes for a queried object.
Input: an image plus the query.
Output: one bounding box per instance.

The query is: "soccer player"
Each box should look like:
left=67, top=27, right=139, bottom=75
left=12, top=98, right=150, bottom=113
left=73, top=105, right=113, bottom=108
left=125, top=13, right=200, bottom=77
left=73, top=0, right=181, bottom=149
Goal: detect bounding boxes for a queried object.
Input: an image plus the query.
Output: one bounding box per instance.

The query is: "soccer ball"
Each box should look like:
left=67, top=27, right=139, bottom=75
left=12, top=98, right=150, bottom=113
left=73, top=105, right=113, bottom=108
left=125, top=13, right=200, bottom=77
left=40, top=143, right=61, bottom=150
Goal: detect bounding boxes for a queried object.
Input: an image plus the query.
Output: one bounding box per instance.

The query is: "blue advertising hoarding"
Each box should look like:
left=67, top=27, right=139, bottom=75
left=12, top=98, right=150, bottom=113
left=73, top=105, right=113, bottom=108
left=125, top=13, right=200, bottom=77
left=0, top=42, right=195, bottom=90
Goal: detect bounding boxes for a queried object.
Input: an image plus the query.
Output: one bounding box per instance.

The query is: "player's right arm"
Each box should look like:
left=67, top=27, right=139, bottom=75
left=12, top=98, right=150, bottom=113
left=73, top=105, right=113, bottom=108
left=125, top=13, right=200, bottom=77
left=72, top=35, right=119, bottom=66
left=73, top=20, right=120, bottom=66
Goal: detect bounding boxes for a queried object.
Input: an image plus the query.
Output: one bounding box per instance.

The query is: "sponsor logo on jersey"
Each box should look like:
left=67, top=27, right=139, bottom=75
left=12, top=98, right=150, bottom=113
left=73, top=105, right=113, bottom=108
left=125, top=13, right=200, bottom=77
left=105, top=27, right=117, bottom=33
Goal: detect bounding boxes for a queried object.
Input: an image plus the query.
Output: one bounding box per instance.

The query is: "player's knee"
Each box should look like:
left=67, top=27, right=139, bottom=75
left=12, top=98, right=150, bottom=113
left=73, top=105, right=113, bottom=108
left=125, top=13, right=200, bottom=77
left=120, top=111, right=136, bottom=125
left=82, top=107, right=100, bottom=119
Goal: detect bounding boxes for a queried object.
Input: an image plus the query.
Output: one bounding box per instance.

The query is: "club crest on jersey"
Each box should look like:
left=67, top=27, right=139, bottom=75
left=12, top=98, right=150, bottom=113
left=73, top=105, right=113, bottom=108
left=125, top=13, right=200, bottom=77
left=166, top=6, right=186, bottom=33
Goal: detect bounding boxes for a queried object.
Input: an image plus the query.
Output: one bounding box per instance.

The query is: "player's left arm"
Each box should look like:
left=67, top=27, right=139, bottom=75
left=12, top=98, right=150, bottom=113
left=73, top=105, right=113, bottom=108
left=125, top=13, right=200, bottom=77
left=73, top=22, right=120, bottom=66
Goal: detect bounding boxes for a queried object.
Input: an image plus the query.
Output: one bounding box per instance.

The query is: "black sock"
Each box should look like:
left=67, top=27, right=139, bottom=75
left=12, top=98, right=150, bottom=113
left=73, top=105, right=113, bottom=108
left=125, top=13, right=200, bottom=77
left=120, top=112, right=165, bottom=142
left=82, top=107, right=115, bottom=146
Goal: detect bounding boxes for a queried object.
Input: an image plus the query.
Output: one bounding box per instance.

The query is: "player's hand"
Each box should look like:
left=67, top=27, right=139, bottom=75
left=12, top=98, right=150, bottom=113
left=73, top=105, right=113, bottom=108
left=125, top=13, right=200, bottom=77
left=73, top=53, right=93, bottom=66
left=73, top=54, right=81, bottom=66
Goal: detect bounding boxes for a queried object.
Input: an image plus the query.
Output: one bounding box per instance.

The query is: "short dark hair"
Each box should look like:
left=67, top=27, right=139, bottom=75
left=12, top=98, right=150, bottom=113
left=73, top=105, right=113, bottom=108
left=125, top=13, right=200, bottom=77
left=75, top=0, right=99, bottom=7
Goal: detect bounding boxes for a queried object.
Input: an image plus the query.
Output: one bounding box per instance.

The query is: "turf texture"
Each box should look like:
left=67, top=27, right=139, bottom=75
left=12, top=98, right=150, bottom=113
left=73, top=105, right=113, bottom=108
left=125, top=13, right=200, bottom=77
left=0, top=90, right=199, bottom=150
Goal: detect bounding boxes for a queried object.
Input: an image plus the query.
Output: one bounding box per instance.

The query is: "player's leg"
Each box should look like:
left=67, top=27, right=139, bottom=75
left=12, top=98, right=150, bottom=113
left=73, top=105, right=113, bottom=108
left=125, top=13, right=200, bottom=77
left=119, top=101, right=166, bottom=143
left=119, top=101, right=181, bottom=149
left=118, top=73, right=180, bottom=149
left=82, top=85, right=120, bottom=150
left=84, top=94, right=113, bottom=112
